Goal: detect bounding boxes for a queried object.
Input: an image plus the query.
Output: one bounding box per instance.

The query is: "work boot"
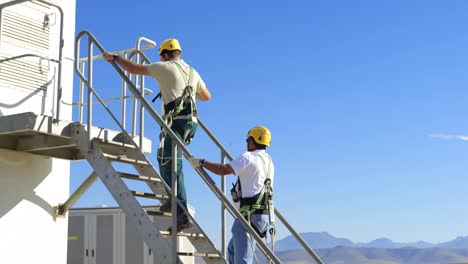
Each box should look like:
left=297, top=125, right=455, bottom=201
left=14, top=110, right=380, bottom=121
left=167, top=213, right=193, bottom=233
left=159, top=200, right=171, bottom=213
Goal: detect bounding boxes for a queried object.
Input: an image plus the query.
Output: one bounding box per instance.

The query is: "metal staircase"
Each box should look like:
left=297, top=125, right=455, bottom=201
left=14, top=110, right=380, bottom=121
left=70, top=124, right=224, bottom=263
left=66, top=31, right=325, bottom=264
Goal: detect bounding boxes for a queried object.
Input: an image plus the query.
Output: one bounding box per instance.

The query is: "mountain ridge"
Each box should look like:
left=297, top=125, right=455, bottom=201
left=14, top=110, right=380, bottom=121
left=275, top=232, right=468, bottom=251
left=272, top=247, right=468, bottom=264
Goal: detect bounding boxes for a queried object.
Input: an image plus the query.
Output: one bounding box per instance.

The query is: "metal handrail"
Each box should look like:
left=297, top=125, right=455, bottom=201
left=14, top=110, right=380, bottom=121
left=127, top=48, right=151, bottom=140
left=74, top=31, right=223, bottom=263
left=61, top=88, right=153, bottom=106
left=77, top=39, right=156, bottom=63
left=76, top=39, right=155, bottom=144
left=75, top=30, right=324, bottom=264
left=0, top=53, right=59, bottom=64
left=134, top=37, right=156, bottom=147
left=74, top=30, right=282, bottom=264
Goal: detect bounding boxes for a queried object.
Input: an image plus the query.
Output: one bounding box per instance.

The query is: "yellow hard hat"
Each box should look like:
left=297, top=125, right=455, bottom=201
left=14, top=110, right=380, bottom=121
left=247, top=126, right=271, bottom=147
left=159, top=38, right=182, bottom=55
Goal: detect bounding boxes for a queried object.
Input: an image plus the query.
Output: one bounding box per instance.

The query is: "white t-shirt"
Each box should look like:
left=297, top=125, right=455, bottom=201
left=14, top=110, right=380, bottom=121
left=145, top=59, right=207, bottom=105
left=228, top=149, right=274, bottom=198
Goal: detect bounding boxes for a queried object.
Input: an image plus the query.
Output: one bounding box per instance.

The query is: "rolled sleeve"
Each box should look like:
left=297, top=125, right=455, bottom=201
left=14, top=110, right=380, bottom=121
left=228, top=153, right=249, bottom=176
left=193, top=70, right=207, bottom=92
left=146, top=62, right=166, bottom=80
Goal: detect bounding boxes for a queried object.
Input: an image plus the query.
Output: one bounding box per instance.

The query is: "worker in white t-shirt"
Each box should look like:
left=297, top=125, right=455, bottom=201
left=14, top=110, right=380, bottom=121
left=190, top=126, right=274, bottom=264
left=104, top=38, right=211, bottom=233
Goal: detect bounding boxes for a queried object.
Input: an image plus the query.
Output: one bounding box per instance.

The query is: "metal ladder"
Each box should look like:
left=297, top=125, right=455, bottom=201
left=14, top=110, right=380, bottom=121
left=72, top=30, right=325, bottom=264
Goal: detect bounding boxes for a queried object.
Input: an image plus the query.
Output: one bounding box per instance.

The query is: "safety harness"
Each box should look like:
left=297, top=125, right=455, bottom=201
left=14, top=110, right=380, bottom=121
left=234, top=152, right=276, bottom=251
left=157, top=61, right=197, bottom=164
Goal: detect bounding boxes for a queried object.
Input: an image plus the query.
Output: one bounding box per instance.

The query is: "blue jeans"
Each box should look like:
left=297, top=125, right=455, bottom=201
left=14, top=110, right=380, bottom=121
left=157, top=119, right=197, bottom=216
left=228, top=214, right=269, bottom=264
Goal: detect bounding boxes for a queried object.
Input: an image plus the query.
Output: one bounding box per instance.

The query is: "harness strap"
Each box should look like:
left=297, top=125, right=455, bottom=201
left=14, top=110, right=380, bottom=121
left=238, top=153, right=272, bottom=213
left=172, top=61, right=197, bottom=113
left=157, top=62, right=197, bottom=164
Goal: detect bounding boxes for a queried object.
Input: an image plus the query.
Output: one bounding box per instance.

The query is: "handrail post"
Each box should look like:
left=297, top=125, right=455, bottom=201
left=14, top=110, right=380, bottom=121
left=87, top=38, right=93, bottom=141
left=131, top=68, right=138, bottom=137
left=53, top=2, right=64, bottom=122
left=121, top=53, right=128, bottom=131
left=78, top=62, right=85, bottom=123
left=128, top=49, right=152, bottom=149
left=171, top=141, right=178, bottom=263
left=139, top=70, right=145, bottom=149
left=221, top=152, right=227, bottom=259
left=135, top=37, right=155, bottom=149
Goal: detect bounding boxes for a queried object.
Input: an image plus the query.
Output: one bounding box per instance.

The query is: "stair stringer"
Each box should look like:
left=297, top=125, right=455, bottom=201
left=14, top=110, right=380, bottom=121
left=70, top=122, right=182, bottom=264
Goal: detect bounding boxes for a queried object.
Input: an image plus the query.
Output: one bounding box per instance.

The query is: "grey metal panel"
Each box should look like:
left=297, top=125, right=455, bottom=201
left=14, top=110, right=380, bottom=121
left=96, top=215, right=114, bottom=264
left=0, top=54, right=49, bottom=92
left=125, top=216, right=144, bottom=264
left=67, top=215, right=85, bottom=264
left=0, top=7, right=49, bottom=52
left=0, top=3, right=51, bottom=93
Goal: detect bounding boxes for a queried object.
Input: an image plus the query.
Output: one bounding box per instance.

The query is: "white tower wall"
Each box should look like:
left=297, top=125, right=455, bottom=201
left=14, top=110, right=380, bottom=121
left=0, top=1, right=76, bottom=264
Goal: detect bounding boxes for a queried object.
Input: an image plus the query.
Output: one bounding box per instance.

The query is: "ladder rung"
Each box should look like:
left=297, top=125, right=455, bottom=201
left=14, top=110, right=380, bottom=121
left=131, top=191, right=169, bottom=200
left=160, top=230, right=206, bottom=239
left=119, top=172, right=162, bottom=184
left=93, top=139, right=136, bottom=155
left=146, top=210, right=172, bottom=217
left=177, top=252, right=220, bottom=258
left=103, top=154, right=150, bottom=166
left=94, top=138, right=136, bottom=149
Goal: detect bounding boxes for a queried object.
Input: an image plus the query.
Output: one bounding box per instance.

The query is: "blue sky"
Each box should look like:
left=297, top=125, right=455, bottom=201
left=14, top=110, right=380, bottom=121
left=71, top=0, right=468, bottom=245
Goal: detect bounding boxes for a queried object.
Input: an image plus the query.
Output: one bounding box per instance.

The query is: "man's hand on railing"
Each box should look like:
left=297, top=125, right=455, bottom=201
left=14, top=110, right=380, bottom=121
left=103, top=52, right=118, bottom=62
left=189, top=157, right=204, bottom=168
left=103, top=51, right=150, bottom=75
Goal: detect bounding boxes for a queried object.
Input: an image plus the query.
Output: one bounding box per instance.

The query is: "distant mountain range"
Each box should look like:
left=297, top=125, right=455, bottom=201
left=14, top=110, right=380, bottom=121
left=186, top=231, right=468, bottom=264
left=275, top=232, right=468, bottom=251
left=274, top=247, right=468, bottom=264
left=267, top=232, right=468, bottom=264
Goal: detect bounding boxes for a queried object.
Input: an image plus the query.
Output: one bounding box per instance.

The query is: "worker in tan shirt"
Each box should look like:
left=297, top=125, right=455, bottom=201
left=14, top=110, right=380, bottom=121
left=104, top=38, right=211, bottom=232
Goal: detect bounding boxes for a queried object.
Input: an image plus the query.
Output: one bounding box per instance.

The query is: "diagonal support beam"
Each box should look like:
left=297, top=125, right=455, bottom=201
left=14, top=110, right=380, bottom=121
left=56, top=172, right=99, bottom=217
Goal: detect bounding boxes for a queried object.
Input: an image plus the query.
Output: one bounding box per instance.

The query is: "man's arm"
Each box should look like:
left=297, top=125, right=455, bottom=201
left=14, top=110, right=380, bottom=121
left=196, top=88, right=211, bottom=101
left=204, top=160, right=234, bottom=175
left=103, top=52, right=150, bottom=76
left=189, top=157, right=234, bottom=175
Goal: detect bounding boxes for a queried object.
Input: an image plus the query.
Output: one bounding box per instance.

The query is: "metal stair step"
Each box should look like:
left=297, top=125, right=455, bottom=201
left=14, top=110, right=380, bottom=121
left=131, top=191, right=169, bottom=200
left=119, top=172, right=162, bottom=185
left=159, top=230, right=206, bottom=239
left=93, top=138, right=136, bottom=156
left=146, top=209, right=224, bottom=259
left=177, top=252, right=220, bottom=258
left=146, top=210, right=172, bottom=217
left=103, top=153, right=150, bottom=166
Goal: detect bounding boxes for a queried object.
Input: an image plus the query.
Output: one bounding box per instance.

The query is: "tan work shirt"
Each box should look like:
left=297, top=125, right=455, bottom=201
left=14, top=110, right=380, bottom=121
left=146, top=59, right=207, bottom=105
